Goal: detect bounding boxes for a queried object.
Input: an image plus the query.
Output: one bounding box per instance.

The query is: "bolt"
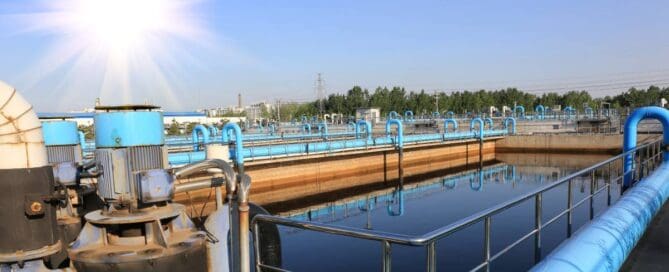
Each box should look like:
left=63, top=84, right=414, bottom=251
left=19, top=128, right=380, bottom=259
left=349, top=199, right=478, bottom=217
left=30, top=202, right=42, bottom=213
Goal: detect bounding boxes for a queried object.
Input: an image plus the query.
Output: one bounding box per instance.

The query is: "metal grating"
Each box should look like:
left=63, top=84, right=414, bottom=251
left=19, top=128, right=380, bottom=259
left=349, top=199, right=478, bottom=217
left=46, top=145, right=75, bottom=163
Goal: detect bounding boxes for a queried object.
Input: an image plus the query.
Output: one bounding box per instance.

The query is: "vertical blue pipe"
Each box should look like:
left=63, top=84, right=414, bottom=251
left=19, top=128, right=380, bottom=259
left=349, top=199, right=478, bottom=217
left=223, top=122, right=244, bottom=166
left=404, top=110, right=414, bottom=122
left=623, top=106, right=669, bottom=187
left=356, top=120, right=372, bottom=141
left=535, top=105, right=545, bottom=120
left=385, top=119, right=403, bottom=147
left=444, top=118, right=458, bottom=133
left=318, top=122, right=328, bottom=138
left=484, top=117, right=494, bottom=130
left=303, top=123, right=312, bottom=135
left=514, top=106, right=525, bottom=119
left=470, top=118, right=484, bottom=141
left=192, top=124, right=210, bottom=151
left=503, top=117, right=516, bottom=134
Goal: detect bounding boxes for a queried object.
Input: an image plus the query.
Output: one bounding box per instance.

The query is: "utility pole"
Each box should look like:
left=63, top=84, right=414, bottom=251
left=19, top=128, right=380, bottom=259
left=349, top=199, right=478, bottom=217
left=316, top=73, right=325, bottom=118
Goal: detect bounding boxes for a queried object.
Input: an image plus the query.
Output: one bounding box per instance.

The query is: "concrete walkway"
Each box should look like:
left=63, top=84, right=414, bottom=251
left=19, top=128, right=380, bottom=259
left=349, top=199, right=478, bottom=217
left=622, top=200, right=669, bottom=271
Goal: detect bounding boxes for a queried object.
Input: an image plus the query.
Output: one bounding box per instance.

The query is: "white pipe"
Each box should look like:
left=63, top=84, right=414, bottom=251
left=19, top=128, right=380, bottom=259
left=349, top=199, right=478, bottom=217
left=0, top=81, right=47, bottom=169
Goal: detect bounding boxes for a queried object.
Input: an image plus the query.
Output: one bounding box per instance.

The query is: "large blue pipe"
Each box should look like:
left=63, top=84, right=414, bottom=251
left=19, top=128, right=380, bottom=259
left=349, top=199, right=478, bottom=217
left=470, top=118, right=484, bottom=141
left=404, top=110, right=414, bottom=122
left=191, top=124, right=210, bottom=151
left=503, top=117, right=516, bottom=134
left=484, top=117, right=493, bottom=130
left=303, top=123, right=312, bottom=135
left=623, top=106, right=669, bottom=187
left=531, top=163, right=669, bottom=272
left=535, top=105, right=545, bottom=120
left=388, top=111, right=399, bottom=120
left=444, top=118, right=458, bottom=133
left=356, top=120, right=372, bottom=141
left=386, top=119, right=403, bottom=147
left=317, top=122, right=328, bottom=138
left=223, top=122, right=244, bottom=166
left=446, top=111, right=454, bottom=118
left=514, top=105, right=525, bottom=119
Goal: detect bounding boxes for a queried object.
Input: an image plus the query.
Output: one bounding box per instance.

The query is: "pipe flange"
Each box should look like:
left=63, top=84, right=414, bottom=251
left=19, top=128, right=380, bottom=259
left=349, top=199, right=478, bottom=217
left=0, top=240, right=62, bottom=263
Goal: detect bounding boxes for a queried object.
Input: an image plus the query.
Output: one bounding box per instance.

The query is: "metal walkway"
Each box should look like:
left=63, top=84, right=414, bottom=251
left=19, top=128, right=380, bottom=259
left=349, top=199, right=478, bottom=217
left=621, top=200, right=669, bottom=272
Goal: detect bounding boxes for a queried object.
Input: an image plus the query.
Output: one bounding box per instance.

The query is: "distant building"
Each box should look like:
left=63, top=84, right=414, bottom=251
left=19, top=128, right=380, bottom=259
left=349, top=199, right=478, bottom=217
left=355, top=107, right=381, bottom=124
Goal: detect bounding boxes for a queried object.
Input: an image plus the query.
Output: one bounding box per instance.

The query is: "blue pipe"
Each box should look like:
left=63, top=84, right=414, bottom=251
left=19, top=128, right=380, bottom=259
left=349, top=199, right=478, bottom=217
left=385, top=119, right=403, bottom=148
left=356, top=120, right=372, bottom=141
left=303, top=123, right=312, bottom=135
left=444, top=118, right=458, bottom=133
left=531, top=162, right=669, bottom=272
left=470, top=118, right=484, bottom=141
left=268, top=123, right=276, bottom=135
left=503, top=117, right=516, bottom=134
left=347, top=121, right=356, bottom=132
left=514, top=105, right=525, bottom=119
left=404, top=110, right=414, bottom=122
left=301, top=115, right=307, bottom=123
left=207, top=125, right=218, bottom=137
left=446, top=111, right=454, bottom=118
left=388, top=111, right=399, bottom=120
left=484, top=117, right=494, bottom=130
left=535, top=105, right=545, bottom=120
left=223, top=122, right=244, bottom=166
left=317, top=122, right=328, bottom=138
left=623, top=106, right=669, bottom=187
left=585, top=107, right=594, bottom=118
left=191, top=124, right=210, bottom=151
left=564, top=106, right=575, bottom=119
left=432, top=112, right=440, bottom=119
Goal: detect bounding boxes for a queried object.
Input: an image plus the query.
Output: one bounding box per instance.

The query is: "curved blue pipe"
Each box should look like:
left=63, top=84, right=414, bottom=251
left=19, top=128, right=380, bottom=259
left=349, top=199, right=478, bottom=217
left=356, top=120, right=372, bottom=141
left=191, top=124, right=210, bottom=151
left=484, top=117, right=494, bottom=130
left=385, top=119, right=403, bottom=148
left=432, top=111, right=440, bottom=119
left=623, top=106, right=669, bottom=187
left=317, top=122, right=328, bottom=138
left=469, top=172, right=484, bottom=191
left=470, top=118, right=484, bottom=140
left=303, top=123, right=312, bottom=135
left=388, top=111, right=399, bottom=120
left=301, top=115, right=307, bottom=123
left=585, top=107, right=594, bottom=118
left=535, top=105, right=545, bottom=120
left=268, top=123, right=276, bottom=135
left=404, top=110, right=414, bottom=121
left=503, top=117, right=516, bottom=134
left=514, top=105, right=525, bottom=119
left=564, top=106, right=575, bottom=119
left=444, top=118, right=458, bottom=133
left=223, top=123, right=244, bottom=166
left=446, top=111, right=454, bottom=118
left=347, top=121, right=356, bottom=132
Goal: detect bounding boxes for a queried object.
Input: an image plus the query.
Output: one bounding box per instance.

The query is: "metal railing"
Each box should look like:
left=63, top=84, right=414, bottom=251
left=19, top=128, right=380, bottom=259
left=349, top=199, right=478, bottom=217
left=251, top=138, right=664, bottom=272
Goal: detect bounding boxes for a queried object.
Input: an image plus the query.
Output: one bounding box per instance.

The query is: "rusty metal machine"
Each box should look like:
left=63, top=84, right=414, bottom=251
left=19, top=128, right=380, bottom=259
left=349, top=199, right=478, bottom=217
left=68, top=105, right=207, bottom=271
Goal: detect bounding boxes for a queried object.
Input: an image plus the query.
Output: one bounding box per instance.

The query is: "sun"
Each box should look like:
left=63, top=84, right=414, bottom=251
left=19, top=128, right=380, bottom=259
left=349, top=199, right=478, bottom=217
left=8, top=0, right=212, bottom=109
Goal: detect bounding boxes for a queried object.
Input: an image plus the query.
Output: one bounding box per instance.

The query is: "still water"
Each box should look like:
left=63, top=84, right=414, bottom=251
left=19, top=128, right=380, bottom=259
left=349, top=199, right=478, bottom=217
left=267, top=153, right=619, bottom=271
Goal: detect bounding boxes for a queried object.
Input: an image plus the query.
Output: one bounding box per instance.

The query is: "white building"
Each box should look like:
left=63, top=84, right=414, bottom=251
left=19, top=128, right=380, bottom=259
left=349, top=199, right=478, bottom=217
left=355, top=107, right=381, bottom=124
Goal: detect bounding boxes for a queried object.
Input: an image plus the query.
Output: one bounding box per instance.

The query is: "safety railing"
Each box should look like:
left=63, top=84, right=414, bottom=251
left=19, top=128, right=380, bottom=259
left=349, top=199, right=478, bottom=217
left=251, top=138, right=663, bottom=272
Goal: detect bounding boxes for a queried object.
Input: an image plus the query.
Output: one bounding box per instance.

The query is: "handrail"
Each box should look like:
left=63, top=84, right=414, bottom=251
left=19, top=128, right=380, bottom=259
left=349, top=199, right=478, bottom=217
left=252, top=138, right=663, bottom=271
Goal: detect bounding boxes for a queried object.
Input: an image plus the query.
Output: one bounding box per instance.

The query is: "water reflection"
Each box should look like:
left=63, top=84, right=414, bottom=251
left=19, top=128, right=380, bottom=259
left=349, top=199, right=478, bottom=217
left=274, top=153, right=613, bottom=271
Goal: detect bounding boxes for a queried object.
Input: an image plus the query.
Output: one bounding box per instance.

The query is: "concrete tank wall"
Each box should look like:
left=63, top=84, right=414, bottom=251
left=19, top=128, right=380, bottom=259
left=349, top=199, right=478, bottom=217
left=496, top=134, right=659, bottom=153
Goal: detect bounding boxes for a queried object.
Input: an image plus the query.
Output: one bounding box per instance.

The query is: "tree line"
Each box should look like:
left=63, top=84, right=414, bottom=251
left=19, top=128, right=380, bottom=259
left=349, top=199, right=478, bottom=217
left=275, top=85, right=669, bottom=120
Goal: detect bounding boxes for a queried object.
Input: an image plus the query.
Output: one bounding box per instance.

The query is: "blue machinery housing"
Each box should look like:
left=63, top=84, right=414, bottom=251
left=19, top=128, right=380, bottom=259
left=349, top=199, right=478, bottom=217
left=533, top=106, right=669, bottom=271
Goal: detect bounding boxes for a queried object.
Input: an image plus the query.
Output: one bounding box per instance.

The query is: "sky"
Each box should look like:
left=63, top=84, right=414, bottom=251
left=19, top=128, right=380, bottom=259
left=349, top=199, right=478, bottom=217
left=0, top=0, right=668, bottom=111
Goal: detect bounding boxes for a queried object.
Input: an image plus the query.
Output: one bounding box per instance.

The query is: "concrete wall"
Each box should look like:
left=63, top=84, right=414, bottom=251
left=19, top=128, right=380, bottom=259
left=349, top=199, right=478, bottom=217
left=495, top=134, right=659, bottom=153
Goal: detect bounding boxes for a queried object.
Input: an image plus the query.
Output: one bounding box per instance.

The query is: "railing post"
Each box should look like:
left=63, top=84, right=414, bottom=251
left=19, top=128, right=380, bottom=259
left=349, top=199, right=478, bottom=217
left=567, top=180, right=573, bottom=237
left=427, top=242, right=436, bottom=272
left=484, top=216, right=491, bottom=272
left=534, top=193, right=542, bottom=264
left=606, top=162, right=612, bottom=206
left=382, top=240, right=392, bottom=272
left=589, top=170, right=595, bottom=220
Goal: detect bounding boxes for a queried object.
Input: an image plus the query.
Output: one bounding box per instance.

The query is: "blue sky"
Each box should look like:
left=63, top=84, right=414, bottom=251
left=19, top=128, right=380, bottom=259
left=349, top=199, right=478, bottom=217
left=0, top=0, right=668, bottom=111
